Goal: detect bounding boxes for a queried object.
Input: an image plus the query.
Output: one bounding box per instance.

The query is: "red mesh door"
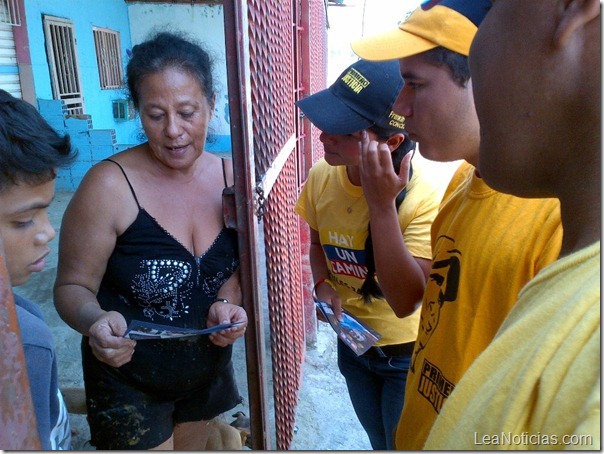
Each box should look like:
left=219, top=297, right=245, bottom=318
left=247, top=0, right=303, bottom=449
left=224, top=0, right=327, bottom=449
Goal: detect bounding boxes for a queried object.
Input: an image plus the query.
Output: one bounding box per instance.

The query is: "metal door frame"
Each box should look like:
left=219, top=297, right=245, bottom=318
left=223, top=1, right=273, bottom=449
left=0, top=256, right=41, bottom=449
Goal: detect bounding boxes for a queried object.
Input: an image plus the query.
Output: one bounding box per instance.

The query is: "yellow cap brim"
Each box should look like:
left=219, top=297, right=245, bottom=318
left=352, top=5, right=477, bottom=61
left=351, top=27, right=438, bottom=62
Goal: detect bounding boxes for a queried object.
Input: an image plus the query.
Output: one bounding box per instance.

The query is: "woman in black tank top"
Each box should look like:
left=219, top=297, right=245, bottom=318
left=54, top=32, right=247, bottom=450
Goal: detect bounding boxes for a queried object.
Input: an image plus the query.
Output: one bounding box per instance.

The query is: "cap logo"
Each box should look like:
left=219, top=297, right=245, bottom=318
left=295, top=60, right=404, bottom=135
left=389, top=111, right=405, bottom=129
left=341, top=68, right=370, bottom=94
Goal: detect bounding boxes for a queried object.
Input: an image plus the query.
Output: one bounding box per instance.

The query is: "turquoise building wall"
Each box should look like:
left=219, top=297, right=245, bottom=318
left=23, top=0, right=232, bottom=191
left=24, top=0, right=138, bottom=146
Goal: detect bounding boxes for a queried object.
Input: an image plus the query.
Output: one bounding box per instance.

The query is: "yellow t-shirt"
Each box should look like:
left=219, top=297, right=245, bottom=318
left=424, top=242, right=600, bottom=450
left=395, top=162, right=563, bottom=449
left=295, top=158, right=442, bottom=345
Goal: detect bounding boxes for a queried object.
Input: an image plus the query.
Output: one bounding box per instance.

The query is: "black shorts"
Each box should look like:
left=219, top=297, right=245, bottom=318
left=81, top=336, right=240, bottom=449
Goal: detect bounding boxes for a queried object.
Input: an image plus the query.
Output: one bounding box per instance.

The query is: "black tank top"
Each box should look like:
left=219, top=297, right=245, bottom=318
left=98, top=159, right=239, bottom=328
left=91, top=159, right=240, bottom=392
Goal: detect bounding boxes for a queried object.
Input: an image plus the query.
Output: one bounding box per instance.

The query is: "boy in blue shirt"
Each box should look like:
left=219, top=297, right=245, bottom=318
left=0, top=89, right=76, bottom=449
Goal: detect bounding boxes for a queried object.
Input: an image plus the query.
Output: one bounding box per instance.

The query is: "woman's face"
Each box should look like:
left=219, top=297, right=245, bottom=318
left=319, top=129, right=380, bottom=166
left=138, top=67, right=214, bottom=170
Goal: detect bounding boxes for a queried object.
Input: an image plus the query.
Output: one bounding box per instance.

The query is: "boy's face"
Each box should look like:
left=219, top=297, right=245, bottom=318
left=397, top=53, right=480, bottom=165
left=0, top=179, right=56, bottom=286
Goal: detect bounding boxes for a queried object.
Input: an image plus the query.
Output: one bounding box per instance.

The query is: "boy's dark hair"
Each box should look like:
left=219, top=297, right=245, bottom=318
left=422, top=46, right=471, bottom=87
left=360, top=129, right=416, bottom=304
left=0, top=90, right=75, bottom=192
left=126, top=31, right=215, bottom=110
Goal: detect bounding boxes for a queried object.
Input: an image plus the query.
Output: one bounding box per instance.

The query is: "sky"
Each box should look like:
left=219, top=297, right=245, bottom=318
left=326, top=0, right=425, bottom=82
left=357, top=0, right=425, bottom=35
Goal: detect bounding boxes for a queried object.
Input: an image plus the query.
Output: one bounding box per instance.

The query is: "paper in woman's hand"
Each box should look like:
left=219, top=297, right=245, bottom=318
left=124, top=319, right=244, bottom=340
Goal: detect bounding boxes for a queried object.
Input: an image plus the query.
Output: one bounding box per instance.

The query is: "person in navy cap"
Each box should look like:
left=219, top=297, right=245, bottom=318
left=295, top=59, right=443, bottom=450
left=352, top=0, right=563, bottom=449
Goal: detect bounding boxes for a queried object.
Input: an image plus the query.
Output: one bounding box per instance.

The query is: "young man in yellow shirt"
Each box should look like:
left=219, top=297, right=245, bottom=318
left=352, top=0, right=563, bottom=448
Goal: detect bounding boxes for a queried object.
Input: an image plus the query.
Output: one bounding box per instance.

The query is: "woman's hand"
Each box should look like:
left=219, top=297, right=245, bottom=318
left=315, top=281, right=343, bottom=321
left=358, top=130, right=412, bottom=210
left=207, top=301, right=248, bottom=347
left=88, top=311, right=136, bottom=368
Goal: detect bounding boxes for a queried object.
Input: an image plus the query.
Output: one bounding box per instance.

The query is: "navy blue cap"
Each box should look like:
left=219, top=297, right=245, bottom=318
left=296, top=59, right=405, bottom=136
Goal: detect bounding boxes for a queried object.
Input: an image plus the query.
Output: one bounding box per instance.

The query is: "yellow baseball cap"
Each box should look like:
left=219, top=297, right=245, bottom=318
left=351, top=0, right=492, bottom=61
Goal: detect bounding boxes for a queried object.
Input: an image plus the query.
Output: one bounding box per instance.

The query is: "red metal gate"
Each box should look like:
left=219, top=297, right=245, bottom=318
left=223, top=0, right=327, bottom=449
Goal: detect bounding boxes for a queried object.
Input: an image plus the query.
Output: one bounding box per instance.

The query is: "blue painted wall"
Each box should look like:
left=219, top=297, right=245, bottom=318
left=37, top=98, right=120, bottom=191
left=23, top=0, right=233, bottom=190
left=24, top=0, right=140, bottom=146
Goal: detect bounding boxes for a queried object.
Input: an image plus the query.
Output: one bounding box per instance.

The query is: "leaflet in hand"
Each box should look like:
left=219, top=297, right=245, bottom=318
left=315, top=300, right=381, bottom=356
left=124, top=320, right=244, bottom=340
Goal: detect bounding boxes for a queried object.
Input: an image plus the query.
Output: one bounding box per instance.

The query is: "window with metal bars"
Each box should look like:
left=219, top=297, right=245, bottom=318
left=0, top=0, right=20, bottom=26
left=43, top=15, right=85, bottom=115
left=93, top=27, right=123, bottom=90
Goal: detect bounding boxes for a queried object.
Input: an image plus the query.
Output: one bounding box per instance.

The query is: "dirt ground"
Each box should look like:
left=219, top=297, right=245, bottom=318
left=16, top=191, right=373, bottom=450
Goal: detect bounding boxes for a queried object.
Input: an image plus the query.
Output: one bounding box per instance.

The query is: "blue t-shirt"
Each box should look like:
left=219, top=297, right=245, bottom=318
left=14, top=293, right=71, bottom=450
